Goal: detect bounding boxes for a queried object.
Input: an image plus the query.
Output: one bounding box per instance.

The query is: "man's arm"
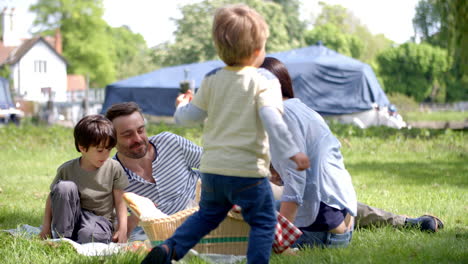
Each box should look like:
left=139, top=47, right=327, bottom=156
left=177, top=134, right=203, bottom=169
left=112, top=188, right=128, bottom=243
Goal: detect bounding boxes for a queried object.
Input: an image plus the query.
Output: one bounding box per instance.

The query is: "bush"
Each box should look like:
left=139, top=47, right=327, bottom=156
left=386, top=92, right=420, bottom=112
left=376, top=43, right=450, bottom=102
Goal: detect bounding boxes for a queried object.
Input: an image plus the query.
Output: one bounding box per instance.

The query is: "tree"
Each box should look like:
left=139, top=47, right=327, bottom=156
left=107, top=26, right=156, bottom=80
left=413, top=0, right=468, bottom=101
left=309, top=2, right=393, bottom=63
left=437, top=0, right=468, bottom=101
left=315, top=2, right=355, bottom=32
left=151, top=0, right=294, bottom=66
left=376, top=43, right=450, bottom=102
left=413, top=0, right=442, bottom=46
left=30, top=0, right=116, bottom=87
left=304, top=24, right=363, bottom=59
left=270, top=0, right=306, bottom=47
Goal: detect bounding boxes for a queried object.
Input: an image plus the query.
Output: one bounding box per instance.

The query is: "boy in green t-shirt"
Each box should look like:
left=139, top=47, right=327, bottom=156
left=39, top=114, right=129, bottom=243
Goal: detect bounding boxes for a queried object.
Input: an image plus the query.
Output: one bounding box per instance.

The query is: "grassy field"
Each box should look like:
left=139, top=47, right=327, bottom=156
left=0, top=122, right=467, bottom=264
left=403, top=110, right=468, bottom=122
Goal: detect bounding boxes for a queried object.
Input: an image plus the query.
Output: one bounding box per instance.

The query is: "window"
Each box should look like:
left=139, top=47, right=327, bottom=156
left=34, top=60, right=47, bottom=73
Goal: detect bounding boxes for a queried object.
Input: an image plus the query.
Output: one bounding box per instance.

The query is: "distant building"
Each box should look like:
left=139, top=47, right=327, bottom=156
left=67, top=74, right=87, bottom=102
left=0, top=7, right=68, bottom=103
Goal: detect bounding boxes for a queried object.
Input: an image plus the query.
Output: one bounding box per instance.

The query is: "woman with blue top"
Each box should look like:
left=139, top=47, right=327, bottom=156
left=261, top=57, right=357, bottom=248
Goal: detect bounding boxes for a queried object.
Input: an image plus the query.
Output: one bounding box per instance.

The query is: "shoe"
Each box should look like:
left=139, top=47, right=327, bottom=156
left=406, top=215, right=444, bottom=232
left=141, top=245, right=172, bottom=264
left=422, top=214, right=444, bottom=230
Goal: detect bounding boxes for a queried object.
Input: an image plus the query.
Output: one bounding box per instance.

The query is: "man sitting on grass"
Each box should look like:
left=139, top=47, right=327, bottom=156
left=39, top=114, right=129, bottom=243
left=104, top=102, right=443, bottom=240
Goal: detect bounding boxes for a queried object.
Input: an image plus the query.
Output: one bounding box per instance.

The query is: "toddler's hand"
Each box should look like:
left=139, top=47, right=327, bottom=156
left=290, top=152, right=310, bottom=171
left=175, top=90, right=193, bottom=107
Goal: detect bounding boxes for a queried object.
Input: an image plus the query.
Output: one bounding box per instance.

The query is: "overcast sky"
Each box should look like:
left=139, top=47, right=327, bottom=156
left=3, top=0, right=420, bottom=47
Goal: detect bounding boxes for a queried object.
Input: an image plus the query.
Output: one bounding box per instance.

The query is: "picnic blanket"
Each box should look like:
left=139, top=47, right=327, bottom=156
left=3, top=224, right=149, bottom=256
left=230, top=205, right=302, bottom=254
left=2, top=225, right=245, bottom=263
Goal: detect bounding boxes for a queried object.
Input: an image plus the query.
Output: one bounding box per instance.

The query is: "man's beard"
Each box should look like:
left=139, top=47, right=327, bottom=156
left=121, top=139, right=149, bottom=159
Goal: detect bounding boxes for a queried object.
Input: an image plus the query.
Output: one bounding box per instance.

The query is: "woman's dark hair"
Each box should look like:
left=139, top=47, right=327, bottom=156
left=261, top=57, right=294, bottom=99
left=74, top=114, right=116, bottom=152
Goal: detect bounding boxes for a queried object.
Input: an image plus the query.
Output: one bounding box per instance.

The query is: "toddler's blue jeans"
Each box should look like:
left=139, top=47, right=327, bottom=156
left=165, top=173, right=277, bottom=264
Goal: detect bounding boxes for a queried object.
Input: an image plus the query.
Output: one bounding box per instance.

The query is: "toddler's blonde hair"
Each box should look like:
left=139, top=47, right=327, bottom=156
left=212, top=4, right=269, bottom=66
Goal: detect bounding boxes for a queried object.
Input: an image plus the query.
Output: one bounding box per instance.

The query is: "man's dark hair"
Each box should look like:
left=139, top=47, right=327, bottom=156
left=105, top=102, right=143, bottom=122
left=74, top=114, right=116, bottom=152
left=260, top=57, right=295, bottom=99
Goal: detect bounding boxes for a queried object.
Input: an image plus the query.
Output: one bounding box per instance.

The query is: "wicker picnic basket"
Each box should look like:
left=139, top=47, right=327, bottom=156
left=138, top=181, right=250, bottom=255
left=140, top=206, right=250, bottom=255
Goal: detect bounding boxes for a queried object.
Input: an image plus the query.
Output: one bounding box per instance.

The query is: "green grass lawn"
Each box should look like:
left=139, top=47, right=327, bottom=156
left=403, top=111, right=468, bottom=122
left=0, top=122, right=467, bottom=264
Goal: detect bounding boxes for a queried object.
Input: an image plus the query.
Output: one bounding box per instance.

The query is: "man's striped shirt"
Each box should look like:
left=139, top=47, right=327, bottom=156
left=115, top=132, right=202, bottom=215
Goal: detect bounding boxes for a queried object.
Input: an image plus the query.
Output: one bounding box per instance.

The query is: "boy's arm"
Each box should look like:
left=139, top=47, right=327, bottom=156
left=175, top=77, right=210, bottom=126
left=174, top=102, right=207, bottom=126
left=127, top=213, right=139, bottom=237
left=39, top=194, right=52, bottom=239
left=112, top=188, right=128, bottom=243
left=259, top=106, right=310, bottom=170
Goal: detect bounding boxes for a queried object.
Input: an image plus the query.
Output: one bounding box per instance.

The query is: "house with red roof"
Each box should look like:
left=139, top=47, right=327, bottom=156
left=0, top=8, right=68, bottom=103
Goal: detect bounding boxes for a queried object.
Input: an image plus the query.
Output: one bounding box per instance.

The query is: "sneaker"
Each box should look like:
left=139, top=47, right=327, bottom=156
left=141, top=245, right=172, bottom=264
left=422, top=214, right=444, bottom=230
left=406, top=215, right=444, bottom=232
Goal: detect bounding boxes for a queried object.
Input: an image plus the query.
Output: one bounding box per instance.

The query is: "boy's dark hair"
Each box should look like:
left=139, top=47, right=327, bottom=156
left=261, top=57, right=295, bottom=99
left=74, top=114, right=116, bottom=152
left=105, top=101, right=142, bottom=122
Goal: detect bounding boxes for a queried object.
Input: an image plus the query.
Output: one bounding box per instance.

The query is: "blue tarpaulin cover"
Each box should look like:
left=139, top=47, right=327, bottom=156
left=102, top=45, right=389, bottom=116
left=0, top=77, right=14, bottom=109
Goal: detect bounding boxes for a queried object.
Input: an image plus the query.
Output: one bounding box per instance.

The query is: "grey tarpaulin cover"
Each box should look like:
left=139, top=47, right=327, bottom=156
left=102, top=44, right=389, bottom=116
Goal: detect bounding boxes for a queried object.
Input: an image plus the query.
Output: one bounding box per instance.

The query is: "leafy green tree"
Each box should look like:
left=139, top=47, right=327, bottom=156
left=413, top=0, right=442, bottom=46
left=304, top=24, right=363, bottom=59
left=0, top=65, right=10, bottom=80
left=30, top=0, right=116, bottom=87
left=376, top=43, right=450, bottom=102
left=0, top=65, right=14, bottom=96
left=311, top=2, right=393, bottom=63
left=270, top=0, right=306, bottom=47
left=314, top=2, right=354, bottom=32
left=107, top=26, right=156, bottom=80
left=413, top=0, right=467, bottom=101
left=437, top=0, right=468, bottom=101
left=151, top=0, right=293, bottom=66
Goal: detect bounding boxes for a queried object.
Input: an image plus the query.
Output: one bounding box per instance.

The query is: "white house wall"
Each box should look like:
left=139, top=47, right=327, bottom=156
left=12, top=41, right=67, bottom=103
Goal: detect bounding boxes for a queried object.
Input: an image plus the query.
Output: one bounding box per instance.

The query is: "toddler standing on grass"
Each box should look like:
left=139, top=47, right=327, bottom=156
left=141, top=4, right=309, bottom=264
left=39, top=114, right=129, bottom=244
